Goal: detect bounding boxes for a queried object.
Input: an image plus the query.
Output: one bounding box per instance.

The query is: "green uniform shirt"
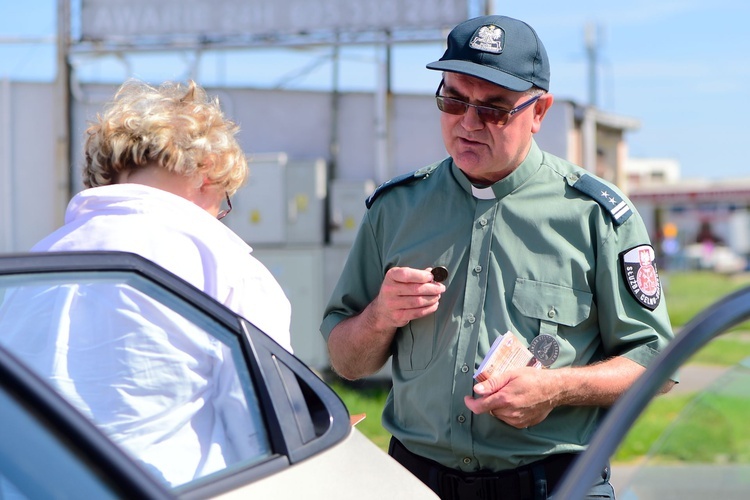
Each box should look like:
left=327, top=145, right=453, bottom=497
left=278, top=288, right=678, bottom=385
left=321, top=140, right=674, bottom=472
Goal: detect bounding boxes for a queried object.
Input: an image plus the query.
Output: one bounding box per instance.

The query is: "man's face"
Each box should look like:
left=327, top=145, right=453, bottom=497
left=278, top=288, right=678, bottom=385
left=439, top=72, right=552, bottom=184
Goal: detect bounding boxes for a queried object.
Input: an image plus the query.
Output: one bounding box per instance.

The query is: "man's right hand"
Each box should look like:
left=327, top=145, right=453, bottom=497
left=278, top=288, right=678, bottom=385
left=369, top=266, right=446, bottom=330
left=326, top=266, right=445, bottom=380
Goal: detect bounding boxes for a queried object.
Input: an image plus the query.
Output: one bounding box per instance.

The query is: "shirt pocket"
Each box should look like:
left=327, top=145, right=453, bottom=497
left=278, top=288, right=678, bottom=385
left=512, top=278, right=592, bottom=328
left=396, top=314, right=436, bottom=372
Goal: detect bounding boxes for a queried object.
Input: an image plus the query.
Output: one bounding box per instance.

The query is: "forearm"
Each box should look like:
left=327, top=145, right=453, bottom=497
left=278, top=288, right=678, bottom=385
left=467, top=354, right=659, bottom=428
left=326, top=266, right=444, bottom=380
left=548, top=355, right=646, bottom=407
left=327, top=305, right=397, bottom=380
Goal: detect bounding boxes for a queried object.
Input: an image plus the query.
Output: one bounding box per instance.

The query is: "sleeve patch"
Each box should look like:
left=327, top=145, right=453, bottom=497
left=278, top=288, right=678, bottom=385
left=620, top=245, right=661, bottom=310
left=572, top=173, right=633, bottom=225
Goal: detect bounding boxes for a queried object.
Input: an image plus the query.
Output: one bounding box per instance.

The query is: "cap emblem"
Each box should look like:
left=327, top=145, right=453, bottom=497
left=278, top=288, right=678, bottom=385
left=469, top=24, right=504, bottom=54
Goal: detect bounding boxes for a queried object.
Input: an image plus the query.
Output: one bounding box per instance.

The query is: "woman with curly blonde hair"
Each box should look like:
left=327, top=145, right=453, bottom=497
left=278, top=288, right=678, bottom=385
left=82, top=79, right=248, bottom=208
left=14, top=79, right=292, bottom=486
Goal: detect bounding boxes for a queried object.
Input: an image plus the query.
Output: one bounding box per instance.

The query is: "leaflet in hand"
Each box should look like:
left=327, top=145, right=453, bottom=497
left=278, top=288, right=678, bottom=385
left=474, top=331, right=542, bottom=382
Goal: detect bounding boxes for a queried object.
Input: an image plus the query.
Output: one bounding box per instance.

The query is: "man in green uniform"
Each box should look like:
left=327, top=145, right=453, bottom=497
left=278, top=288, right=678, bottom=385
left=320, top=14, right=674, bottom=500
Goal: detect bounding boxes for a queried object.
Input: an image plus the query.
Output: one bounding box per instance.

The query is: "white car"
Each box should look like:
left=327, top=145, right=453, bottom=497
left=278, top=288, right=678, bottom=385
left=0, top=251, right=436, bottom=499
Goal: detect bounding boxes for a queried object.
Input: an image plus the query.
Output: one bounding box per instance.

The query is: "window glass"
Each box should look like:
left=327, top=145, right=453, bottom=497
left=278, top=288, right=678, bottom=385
left=0, top=271, right=271, bottom=488
left=0, top=384, right=119, bottom=499
left=612, top=339, right=750, bottom=498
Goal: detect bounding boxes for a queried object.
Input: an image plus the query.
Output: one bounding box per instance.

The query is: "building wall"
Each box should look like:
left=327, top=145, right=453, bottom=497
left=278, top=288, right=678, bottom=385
left=0, top=81, right=66, bottom=252
left=626, top=157, right=681, bottom=187
left=532, top=100, right=573, bottom=161
left=70, top=84, right=447, bottom=188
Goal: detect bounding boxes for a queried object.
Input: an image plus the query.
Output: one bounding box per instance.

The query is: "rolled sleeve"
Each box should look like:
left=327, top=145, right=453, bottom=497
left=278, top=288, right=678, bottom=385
left=595, top=213, right=674, bottom=368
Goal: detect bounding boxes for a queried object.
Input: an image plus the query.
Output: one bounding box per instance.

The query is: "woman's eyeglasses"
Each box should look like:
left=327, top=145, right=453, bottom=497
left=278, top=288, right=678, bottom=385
left=217, top=192, right=232, bottom=220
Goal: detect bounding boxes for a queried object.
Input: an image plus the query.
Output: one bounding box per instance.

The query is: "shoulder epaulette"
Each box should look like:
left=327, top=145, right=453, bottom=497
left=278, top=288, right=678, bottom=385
left=571, top=173, right=632, bottom=226
left=365, top=162, right=441, bottom=209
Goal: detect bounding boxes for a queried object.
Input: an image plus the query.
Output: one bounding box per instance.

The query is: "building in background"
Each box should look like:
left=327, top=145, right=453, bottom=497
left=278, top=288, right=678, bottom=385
left=535, top=100, right=640, bottom=188
left=626, top=157, right=750, bottom=274
left=626, top=157, right=681, bottom=187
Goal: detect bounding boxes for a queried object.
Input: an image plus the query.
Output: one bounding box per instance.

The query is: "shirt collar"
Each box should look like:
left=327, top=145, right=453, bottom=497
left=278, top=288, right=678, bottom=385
left=451, top=140, right=543, bottom=200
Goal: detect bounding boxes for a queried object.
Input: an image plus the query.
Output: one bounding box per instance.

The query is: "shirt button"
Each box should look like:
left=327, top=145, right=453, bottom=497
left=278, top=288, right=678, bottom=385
left=461, top=364, right=469, bottom=373
left=474, top=265, right=482, bottom=273
left=467, top=314, right=476, bottom=324
left=463, top=457, right=472, bottom=465
left=479, top=218, right=488, bottom=227
left=457, top=414, right=466, bottom=423
left=548, top=308, right=556, bottom=318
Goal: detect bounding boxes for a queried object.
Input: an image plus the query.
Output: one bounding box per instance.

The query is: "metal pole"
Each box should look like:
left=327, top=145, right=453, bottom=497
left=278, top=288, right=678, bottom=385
left=1, top=77, right=12, bottom=252
left=328, top=36, right=341, bottom=180
left=585, top=22, right=599, bottom=108
left=374, top=32, right=392, bottom=184
left=57, top=0, right=72, bottom=213
left=325, top=36, right=341, bottom=244
left=469, top=0, right=491, bottom=17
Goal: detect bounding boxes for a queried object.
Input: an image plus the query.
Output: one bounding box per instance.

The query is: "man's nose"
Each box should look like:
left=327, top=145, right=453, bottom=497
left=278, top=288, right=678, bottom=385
left=461, top=105, right=485, bottom=130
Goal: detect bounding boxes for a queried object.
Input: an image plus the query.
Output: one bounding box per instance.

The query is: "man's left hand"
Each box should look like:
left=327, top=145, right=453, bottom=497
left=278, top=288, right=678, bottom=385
left=463, top=368, right=558, bottom=428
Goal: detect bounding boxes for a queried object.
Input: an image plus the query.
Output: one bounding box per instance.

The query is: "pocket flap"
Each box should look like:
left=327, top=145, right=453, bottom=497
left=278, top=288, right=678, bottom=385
left=512, top=279, right=592, bottom=327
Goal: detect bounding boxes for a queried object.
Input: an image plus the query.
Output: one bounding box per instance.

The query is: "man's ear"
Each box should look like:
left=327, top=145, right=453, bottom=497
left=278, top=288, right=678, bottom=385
left=531, top=93, right=554, bottom=134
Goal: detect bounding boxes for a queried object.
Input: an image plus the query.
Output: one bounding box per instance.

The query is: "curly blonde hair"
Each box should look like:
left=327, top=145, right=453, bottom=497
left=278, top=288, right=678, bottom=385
left=83, top=79, right=248, bottom=195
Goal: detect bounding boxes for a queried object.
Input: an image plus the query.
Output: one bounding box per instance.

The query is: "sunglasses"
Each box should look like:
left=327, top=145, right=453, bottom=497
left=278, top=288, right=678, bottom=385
left=434, top=80, right=541, bottom=126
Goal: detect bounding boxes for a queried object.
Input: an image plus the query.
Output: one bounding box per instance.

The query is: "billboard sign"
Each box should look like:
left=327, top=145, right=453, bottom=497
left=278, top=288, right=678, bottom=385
left=81, top=0, right=471, bottom=42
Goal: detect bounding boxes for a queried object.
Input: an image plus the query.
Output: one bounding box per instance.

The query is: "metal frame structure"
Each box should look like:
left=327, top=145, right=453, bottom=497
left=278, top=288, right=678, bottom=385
left=58, top=0, right=488, bottom=194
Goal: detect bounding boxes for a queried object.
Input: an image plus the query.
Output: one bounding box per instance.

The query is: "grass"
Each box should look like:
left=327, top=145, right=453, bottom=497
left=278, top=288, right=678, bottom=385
left=687, top=334, right=750, bottom=365
left=328, top=380, right=392, bottom=451
left=663, top=271, right=750, bottom=327
left=330, top=271, right=750, bottom=456
left=614, top=391, right=750, bottom=464
left=612, top=394, right=694, bottom=462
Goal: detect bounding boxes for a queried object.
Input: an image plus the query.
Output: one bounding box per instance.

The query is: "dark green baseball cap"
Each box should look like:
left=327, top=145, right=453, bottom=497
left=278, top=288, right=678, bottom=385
left=427, top=15, right=550, bottom=92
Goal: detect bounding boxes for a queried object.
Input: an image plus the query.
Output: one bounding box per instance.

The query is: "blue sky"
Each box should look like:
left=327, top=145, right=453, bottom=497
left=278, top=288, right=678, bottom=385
left=2, top=0, right=749, bottom=180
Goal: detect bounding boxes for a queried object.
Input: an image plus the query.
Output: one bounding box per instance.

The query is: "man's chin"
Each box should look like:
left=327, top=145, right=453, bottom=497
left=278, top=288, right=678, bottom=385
left=452, top=152, right=486, bottom=174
